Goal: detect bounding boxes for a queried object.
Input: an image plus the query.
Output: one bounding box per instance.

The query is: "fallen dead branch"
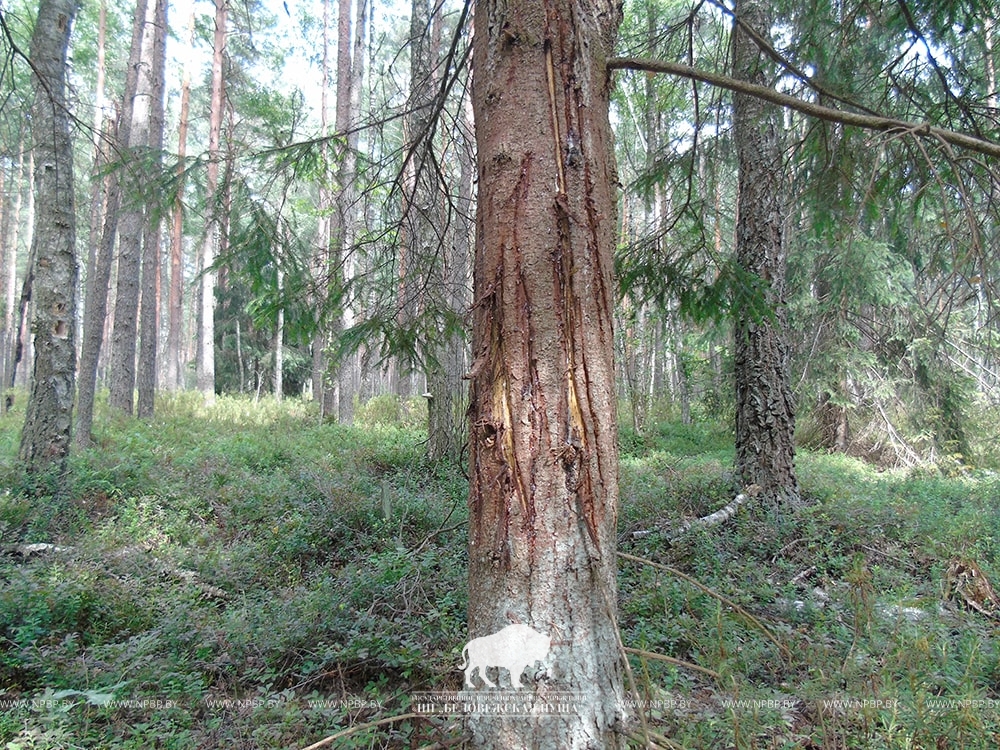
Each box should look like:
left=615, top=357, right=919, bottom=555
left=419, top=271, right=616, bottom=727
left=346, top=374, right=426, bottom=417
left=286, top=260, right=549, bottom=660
left=945, top=558, right=1000, bottom=620
left=626, top=726, right=686, bottom=750
left=598, top=582, right=653, bottom=747
left=631, top=486, right=758, bottom=540
left=298, top=712, right=423, bottom=750
left=619, top=551, right=791, bottom=662
left=789, top=566, right=817, bottom=586
left=623, top=646, right=721, bottom=681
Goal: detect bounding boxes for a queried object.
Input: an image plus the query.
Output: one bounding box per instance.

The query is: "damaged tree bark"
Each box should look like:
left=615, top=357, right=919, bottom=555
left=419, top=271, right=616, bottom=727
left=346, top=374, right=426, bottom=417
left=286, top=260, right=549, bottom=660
left=466, top=0, right=627, bottom=746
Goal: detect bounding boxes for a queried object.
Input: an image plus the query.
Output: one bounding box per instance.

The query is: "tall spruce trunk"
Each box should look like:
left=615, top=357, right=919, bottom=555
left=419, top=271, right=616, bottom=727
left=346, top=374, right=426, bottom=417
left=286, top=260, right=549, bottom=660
left=394, top=0, right=439, bottom=403
left=338, top=0, right=369, bottom=424
left=19, top=0, right=79, bottom=476
left=466, top=1, right=626, bottom=746
left=403, top=0, right=468, bottom=462
left=427, top=92, right=473, bottom=462
left=273, top=265, right=284, bottom=399
left=311, top=0, right=336, bottom=417
left=0, top=160, right=8, bottom=396
left=332, top=0, right=365, bottom=424
left=325, top=0, right=357, bottom=420
left=732, top=0, right=800, bottom=508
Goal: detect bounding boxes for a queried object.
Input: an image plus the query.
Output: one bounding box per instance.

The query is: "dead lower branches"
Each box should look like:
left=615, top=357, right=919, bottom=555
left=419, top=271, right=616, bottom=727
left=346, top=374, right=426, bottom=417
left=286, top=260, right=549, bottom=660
left=607, top=56, right=1000, bottom=161
left=619, top=550, right=792, bottom=662
left=630, top=486, right=758, bottom=541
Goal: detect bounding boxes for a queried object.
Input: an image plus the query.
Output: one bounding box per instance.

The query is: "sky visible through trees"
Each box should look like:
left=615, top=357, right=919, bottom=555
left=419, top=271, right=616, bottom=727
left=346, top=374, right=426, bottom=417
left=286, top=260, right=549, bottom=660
left=1, top=0, right=994, bottom=466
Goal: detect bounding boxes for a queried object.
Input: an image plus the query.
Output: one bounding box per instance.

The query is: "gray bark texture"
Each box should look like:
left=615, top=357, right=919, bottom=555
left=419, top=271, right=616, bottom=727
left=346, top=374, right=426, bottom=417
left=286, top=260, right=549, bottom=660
left=76, top=0, right=150, bottom=443
left=76, top=0, right=107, bottom=441
left=732, top=0, right=801, bottom=508
left=466, top=0, right=627, bottom=746
left=19, top=0, right=79, bottom=476
left=406, top=0, right=471, bottom=462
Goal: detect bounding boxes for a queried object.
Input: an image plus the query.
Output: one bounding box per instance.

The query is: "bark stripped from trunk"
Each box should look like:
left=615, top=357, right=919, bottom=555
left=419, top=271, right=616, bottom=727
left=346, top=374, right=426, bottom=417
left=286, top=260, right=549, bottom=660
left=467, top=0, right=626, bottom=746
left=19, top=0, right=79, bottom=476
left=732, top=0, right=800, bottom=508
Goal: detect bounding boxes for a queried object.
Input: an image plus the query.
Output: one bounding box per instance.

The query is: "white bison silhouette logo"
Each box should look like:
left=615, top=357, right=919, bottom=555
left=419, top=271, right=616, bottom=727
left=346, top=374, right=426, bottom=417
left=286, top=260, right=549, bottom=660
left=460, top=624, right=551, bottom=689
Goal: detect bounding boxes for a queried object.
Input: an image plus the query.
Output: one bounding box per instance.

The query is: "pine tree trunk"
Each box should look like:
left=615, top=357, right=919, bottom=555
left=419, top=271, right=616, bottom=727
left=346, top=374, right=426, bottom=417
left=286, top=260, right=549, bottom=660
left=732, top=0, right=800, bottom=507
left=78, top=0, right=148, bottom=436
left=197, top=0, right=227, bottom=405
left=75, top=115, right=117, bottom=447
left=19, top=0, right=79, bottom=476
left=136, top=0, right=167, bottom=418
left=78, top=0, right=107, bottom=379
left=165, top=14, right=193, bottom=391
left=108, top=0, right=163, bottom=414
left=467, top=0, right=626, bottom=745
left=2, top=140, right=26, bottom=406
left=78, top=0, right=107, bottom=375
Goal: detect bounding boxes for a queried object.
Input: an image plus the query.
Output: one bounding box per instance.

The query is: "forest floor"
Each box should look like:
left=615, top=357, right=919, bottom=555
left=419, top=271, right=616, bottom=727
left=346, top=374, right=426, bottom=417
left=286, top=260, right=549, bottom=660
left=1, top=392, right=999, bottom=749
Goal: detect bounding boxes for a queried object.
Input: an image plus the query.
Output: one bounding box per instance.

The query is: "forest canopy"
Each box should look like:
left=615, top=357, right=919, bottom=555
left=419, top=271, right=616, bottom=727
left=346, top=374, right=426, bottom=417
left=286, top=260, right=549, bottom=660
left=0, top=0, right=995, bottom=471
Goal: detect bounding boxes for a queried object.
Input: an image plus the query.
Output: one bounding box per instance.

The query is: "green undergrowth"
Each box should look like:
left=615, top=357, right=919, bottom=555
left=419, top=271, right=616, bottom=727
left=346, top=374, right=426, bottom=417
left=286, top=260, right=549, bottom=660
left=618, top=424, right=1000, bottom=748
left=1, top=393, right=468, bottom=749
left=1, top=393, right=999, bottom=747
